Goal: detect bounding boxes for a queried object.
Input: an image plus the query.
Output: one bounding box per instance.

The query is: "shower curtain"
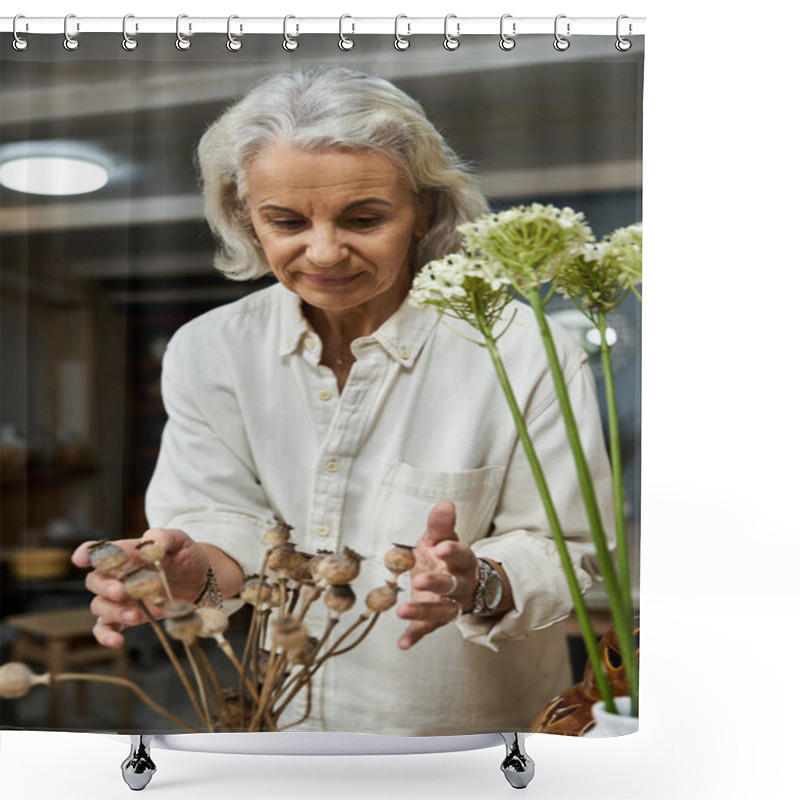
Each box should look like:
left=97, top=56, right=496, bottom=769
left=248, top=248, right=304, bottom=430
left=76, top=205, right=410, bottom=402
left=0, top=20, right=643, bottom=738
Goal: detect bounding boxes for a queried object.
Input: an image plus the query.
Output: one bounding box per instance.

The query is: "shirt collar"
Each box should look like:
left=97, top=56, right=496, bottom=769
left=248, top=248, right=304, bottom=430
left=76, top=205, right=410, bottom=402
left=276, top=283, right=437, bottom=366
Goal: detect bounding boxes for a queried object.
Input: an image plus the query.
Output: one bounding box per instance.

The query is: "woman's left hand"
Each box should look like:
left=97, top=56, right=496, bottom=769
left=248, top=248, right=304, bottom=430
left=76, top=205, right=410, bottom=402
left=396, top=501, right=479, bottom=650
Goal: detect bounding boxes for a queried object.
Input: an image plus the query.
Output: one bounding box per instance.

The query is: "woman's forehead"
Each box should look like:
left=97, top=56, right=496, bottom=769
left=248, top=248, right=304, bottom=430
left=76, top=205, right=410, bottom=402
left=246, top=144, right=411, bottom=209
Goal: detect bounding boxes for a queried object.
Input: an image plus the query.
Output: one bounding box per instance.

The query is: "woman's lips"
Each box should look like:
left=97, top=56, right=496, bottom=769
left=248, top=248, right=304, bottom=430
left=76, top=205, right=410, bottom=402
left=301, top=272, right=363, bottom=288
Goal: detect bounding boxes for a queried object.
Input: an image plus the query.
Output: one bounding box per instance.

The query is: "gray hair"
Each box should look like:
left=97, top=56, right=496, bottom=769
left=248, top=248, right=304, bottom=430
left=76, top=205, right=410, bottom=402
left=197, top=67, right=489, bottom=280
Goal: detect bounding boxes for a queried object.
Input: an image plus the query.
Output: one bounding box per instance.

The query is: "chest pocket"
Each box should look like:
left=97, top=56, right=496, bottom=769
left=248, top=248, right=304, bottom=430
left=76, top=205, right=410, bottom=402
left=372, top=458, right=506, bottom=548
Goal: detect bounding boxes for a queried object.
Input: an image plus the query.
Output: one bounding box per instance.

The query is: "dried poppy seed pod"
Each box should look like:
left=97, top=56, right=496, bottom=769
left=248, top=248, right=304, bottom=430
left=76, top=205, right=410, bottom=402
left=366, top=582, right=400, bottom=614
left=0, top=662, right=50, bottom=699
left=121, top=565, right=163, bottom=602
left=135, top=540, right=165, bottom=564
left=309, top=550, right=334, bottom=582
left=263, top=520, right=294, bottom=550
left=239, top=575, right=273, bottom=607
left=316, top=552, right=361, bottom=586
left=384, top=543, right=416, bottom=579
left=323, top=583, right=356, bottom=617
left=287, top=552, right=314, bottom=583
left=89, top=540, right=128, bottom=573
left=272, top=615, right=309, bottom=655
left=267, top=544, right=305, bottom=579
left=288, top=635, right=319, bottom=667
left=197, top=607, right=230, bottom=639
left=164, top=601, right=203, bottom=642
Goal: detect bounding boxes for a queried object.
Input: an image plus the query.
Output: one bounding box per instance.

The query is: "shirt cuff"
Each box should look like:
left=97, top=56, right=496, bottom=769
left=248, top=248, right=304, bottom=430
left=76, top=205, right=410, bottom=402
left=454, top=533, right=592, bottom=652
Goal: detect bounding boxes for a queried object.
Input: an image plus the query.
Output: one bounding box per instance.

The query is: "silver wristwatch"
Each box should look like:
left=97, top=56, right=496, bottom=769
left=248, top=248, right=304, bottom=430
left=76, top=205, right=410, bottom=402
left=465, top=558, right=504, bottom=616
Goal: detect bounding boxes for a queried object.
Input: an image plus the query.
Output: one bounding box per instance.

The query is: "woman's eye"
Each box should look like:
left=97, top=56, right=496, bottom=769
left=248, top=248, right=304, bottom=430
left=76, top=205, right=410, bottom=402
left=348, top=216, right=381, bottom=228
left=269, top=219, right=305, bottom=231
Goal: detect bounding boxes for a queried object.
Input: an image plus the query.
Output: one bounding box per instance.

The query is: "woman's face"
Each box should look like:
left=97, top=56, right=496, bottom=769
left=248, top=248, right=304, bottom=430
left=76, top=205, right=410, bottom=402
left=246, top=143, right=427, bottom=328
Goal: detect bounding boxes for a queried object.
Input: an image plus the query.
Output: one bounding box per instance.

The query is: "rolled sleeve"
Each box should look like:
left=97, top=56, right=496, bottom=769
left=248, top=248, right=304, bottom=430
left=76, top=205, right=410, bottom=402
left=145, top=328, right=275, bottom=578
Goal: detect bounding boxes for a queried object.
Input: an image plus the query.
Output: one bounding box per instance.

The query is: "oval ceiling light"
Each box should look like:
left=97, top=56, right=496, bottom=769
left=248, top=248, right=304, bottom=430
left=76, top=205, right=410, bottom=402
left=0, top=155, right=109, bottom=196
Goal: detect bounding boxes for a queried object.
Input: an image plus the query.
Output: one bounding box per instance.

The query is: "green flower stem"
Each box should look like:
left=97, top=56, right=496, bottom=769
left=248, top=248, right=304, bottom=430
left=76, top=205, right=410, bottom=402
left=598, top=314, right=632, bottom=620
left=475, top=312, right=617, bottom=714
left=598, top=313, right=639, bottom=715
left=525, top=291, right=638, bottom=715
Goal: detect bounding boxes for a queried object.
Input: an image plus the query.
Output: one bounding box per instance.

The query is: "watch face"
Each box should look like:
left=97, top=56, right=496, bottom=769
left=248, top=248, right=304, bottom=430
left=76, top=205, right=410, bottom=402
left=484, top=572, right=503, bottom=611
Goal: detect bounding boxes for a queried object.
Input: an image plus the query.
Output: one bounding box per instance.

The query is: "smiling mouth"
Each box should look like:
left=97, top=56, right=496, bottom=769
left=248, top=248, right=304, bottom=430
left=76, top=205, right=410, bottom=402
left=301, top=272, right=363, bottom=288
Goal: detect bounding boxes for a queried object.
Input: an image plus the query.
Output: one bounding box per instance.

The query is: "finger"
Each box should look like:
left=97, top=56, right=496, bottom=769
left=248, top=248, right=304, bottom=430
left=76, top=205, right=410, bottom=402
left=71, top=540, right=96, bottom=568
left=397, top=620, right=433, bottom=650
left=141, top=527, right=192, bottom=557
left=412, top=571, right=462, bottom=597
left=93, top=618, right=126, bottom=649
left=85, top=570, right=128, bottom=602
left=90, top=596, right=143, bottom=628
left=396, top=599, right=460, bottom=625
left=431, top=540, right=474, bottom=571
left=418, top=501, right=458, bottom=547
left=396, top=600, right=461, bottom=650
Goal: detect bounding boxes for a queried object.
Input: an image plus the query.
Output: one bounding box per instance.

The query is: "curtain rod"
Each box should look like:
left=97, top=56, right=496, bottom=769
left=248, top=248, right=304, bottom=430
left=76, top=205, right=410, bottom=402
left=1, top=16, right=645, bottom=37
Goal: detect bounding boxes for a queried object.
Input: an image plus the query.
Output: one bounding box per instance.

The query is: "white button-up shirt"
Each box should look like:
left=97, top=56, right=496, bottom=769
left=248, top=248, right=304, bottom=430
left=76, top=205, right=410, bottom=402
left=146, top=282, right=614, bottom=735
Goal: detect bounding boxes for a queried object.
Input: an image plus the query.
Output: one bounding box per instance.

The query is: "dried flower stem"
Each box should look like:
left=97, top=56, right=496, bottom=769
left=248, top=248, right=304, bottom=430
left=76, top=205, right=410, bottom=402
left=138, top=601, right=208, bottom=724
left=272, top=614, right=377, bottom=720
left=277, top=679, right=313, bottom=732
left=183, top=643, right=215, bottom=730
left=313, top=616, right=339, bottom=658
left=194, top=643, right=225, bottom=714
left=325, top=613, right=379, bottom=658
left=287, top=586, right=300, bottom=615
left=278, top=579, right=288, bottom=616
left=216, top=638, right=258, bottom=702
left=54, top=673, right=197, bottom=731
left=154, top=562, right=176, bottom=605
left=249, top=643, right=286, bottom=732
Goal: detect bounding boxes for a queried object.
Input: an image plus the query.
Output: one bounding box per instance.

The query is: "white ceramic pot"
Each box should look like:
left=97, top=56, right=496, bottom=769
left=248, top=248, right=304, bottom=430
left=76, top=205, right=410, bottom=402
left=583, top=697, right=639, bottom=737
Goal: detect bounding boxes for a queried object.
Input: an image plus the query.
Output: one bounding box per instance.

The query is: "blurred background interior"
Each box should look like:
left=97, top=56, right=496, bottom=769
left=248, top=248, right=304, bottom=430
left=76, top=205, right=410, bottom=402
left=0, top=33, right=642, bottom=731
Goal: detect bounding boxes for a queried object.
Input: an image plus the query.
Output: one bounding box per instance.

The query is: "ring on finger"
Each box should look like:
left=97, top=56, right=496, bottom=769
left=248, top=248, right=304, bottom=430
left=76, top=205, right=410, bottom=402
left=441, top=571, right=458, bottom=597
left=441, top=596, right=462, bottom=619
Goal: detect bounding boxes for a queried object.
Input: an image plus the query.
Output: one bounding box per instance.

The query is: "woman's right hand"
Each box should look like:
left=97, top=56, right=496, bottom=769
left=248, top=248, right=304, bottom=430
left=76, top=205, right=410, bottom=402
left=71, top=528, right=212, bottom=648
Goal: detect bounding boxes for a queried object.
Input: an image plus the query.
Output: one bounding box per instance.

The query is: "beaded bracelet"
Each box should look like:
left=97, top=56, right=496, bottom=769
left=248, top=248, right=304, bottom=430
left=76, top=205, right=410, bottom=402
left=194, top=563, right=224, bottom=611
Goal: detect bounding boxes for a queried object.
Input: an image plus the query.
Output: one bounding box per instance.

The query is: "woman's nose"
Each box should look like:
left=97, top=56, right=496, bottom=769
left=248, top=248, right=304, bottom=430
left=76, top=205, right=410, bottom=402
left=306, top=226, right=347, bottom=267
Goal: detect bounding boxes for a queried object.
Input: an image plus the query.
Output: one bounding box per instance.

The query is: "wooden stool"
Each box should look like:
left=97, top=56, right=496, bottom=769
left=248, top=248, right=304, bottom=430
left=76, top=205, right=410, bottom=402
left=5, top=607, right=130, bottom=729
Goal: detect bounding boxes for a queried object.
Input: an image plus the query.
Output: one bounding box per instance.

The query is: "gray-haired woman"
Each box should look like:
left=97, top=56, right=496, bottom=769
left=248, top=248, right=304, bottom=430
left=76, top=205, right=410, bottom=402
left=73, top=68, right=613, bottom=735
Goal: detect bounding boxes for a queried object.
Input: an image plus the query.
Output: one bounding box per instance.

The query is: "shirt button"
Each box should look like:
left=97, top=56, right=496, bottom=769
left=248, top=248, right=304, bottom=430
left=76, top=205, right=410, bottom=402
left=317, top=390, right=332, bottom=401
left=304, top=337, right=317, bottom=350
left=316, top=525, right=330, bottom=537
left=399, top=346, right=410, bottom=359
left=324, top=459, right=339, bottom=473
left=283, top=338, right=294, bottom=349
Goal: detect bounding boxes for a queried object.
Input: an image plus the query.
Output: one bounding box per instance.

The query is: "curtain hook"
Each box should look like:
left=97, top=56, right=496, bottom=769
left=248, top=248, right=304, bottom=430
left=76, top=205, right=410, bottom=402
left=12, top=14, right=29, bottom=51
left=176, top=14, right=191, bottom=50
left=443, top=14, right=460, bottom=51
left=338, top=14, right=355, bottom=50
left=499, top=14, right=516, bottom=51
left=283, top=15, right=299, bottom=51
left=553, top=14, right=570, bottom=51
left=122, top=14, right=138, bottom=51
left=63, top=13, right=79, bottom=51
left=394, top=15, right=410, bottom=51
left=615, top=15, right=632, bottom=51
left=226, top=15, right=242, bottom=51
